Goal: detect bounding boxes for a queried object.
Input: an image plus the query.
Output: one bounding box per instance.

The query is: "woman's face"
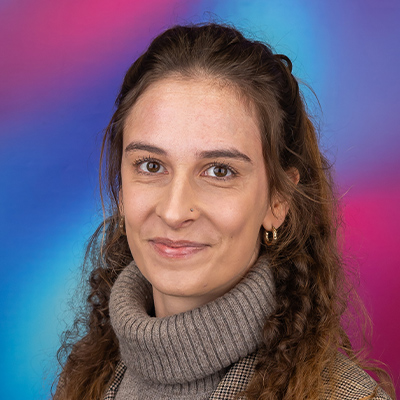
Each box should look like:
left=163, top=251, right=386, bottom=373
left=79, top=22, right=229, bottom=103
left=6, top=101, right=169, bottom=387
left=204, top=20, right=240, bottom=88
left=120, top=78, right=277, bottom=316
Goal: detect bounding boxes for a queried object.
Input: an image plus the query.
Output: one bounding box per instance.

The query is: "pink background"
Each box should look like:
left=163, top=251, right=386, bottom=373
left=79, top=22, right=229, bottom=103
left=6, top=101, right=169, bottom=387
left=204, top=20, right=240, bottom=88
left=1, top=1, right=399, bottom=398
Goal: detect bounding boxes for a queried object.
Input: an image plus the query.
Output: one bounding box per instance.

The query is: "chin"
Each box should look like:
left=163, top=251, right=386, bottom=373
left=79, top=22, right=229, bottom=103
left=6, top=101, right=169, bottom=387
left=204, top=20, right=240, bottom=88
left=153, top=277, right=208, bottom=298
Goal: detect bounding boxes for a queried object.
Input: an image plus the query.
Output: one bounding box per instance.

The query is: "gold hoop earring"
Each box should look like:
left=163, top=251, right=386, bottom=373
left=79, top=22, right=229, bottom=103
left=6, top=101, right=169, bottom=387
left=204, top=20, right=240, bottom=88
left=264, top=226, right=277, bottom=246
left=119, top=216, right=126, bottom=235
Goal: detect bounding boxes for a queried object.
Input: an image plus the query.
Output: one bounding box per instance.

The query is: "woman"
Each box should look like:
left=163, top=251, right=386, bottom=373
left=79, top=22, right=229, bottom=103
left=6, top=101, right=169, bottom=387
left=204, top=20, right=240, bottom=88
left=55, top=23, right=395, bottom=400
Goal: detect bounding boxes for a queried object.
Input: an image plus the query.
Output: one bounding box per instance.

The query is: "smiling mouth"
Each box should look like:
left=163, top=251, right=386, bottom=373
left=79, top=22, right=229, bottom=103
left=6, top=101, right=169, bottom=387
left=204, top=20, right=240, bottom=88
left=149, top=238, right=208, bottom=258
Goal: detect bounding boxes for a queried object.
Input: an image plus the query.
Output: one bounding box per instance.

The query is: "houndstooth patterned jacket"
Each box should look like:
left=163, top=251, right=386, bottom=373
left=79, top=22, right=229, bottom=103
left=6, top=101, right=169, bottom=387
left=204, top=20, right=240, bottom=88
left=103, top=351, right=391, bottom=400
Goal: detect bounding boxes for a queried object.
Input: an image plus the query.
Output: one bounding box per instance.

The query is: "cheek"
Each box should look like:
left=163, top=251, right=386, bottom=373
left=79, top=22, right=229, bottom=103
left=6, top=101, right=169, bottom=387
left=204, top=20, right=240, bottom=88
left=207, top=191, right=267, bottom=240
left=122, top=189, right=154, bottom=259
left=122, top=184, right=156, bottom=228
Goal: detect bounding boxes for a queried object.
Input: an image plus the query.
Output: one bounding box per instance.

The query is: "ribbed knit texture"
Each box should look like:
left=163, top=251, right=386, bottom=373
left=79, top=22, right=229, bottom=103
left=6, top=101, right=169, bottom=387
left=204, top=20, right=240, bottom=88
left=109, top=257, right=275, bottom=400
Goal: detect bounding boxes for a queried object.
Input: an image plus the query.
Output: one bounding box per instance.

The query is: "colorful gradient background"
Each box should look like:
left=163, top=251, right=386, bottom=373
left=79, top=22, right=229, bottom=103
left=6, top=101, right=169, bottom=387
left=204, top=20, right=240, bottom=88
left=1, top=1, right=399, bottom=398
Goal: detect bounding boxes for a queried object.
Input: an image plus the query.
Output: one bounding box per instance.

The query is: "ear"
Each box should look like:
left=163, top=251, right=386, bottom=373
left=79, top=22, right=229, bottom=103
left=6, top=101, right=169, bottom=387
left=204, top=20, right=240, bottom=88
left=286, top=167, right=300, bottom=186
left=262, top=197, right=287, bottom=231
left=262, top=168, right=299, bottom=231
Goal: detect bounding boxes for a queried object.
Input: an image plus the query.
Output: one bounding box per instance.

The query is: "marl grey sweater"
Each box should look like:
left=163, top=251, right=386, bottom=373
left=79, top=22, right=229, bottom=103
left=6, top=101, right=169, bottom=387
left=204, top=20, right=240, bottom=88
left=109, top=257, right=275, bottom=400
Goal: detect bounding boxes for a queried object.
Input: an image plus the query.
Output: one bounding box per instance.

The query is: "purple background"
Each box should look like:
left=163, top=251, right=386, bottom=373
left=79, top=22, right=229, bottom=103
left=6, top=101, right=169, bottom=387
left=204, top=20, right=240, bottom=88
left=1, top=1, right=399, bottom=398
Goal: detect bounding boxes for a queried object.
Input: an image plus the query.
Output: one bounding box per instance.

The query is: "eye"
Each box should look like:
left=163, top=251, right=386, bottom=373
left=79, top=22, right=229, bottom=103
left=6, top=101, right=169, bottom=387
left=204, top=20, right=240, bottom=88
left=134, top=157, right=166, bottom=174
left=203, top=163, right=236, bottom=179
left=141, top=161, right=162, bottom=173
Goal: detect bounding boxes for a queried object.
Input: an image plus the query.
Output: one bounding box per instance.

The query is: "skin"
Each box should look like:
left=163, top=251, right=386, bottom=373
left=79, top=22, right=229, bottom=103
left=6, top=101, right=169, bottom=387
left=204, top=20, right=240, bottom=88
left=120, top=78, right=287, bottom=317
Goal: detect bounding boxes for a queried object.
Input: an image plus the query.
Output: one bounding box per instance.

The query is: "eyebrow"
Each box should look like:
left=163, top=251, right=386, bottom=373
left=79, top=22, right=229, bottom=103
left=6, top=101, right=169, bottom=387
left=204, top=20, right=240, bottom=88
left=125, top=141, right=252, bottom=163
left=125, top=141, right=167, bottom=155
left=198, top=149, right=252, bottom=163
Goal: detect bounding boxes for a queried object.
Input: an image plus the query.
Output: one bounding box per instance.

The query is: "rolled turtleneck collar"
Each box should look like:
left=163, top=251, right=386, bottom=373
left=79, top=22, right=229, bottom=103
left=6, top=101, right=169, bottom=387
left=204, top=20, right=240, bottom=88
left=109, top=256, right=275, bottom=399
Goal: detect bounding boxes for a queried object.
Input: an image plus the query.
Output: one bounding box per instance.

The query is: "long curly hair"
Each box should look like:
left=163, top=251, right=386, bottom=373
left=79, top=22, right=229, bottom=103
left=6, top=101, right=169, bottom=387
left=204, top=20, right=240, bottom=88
left=54, top=23, right=394, bottom=400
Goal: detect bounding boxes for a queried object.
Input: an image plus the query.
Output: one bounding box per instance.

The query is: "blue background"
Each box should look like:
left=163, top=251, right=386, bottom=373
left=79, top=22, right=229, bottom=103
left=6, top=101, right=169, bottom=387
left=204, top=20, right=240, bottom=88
left=1, top=1, right=399, bottom=398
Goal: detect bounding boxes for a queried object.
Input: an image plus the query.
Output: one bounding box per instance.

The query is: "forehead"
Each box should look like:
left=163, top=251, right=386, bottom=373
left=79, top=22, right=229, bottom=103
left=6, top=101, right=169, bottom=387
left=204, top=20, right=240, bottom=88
left=123, top=78, right=263, bottom=158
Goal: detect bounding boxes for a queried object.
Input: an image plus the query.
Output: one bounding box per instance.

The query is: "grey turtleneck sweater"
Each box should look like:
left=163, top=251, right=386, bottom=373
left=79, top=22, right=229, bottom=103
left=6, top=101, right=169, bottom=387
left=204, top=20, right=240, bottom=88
left=109, top=257, right=275, bottom=400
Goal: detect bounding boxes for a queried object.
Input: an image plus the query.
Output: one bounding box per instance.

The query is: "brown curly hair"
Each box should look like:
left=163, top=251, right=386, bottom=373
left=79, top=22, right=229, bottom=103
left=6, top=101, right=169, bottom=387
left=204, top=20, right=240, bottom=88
left=54, top=23, right=395, bottom=400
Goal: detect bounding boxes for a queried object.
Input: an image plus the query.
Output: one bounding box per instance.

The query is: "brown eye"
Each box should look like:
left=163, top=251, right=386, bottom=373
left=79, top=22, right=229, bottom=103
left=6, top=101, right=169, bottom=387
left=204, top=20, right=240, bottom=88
left=137, top=159, right=165, bottom=174
left=213, top=166, right=228, bottom=177
left=203, top=164, right=235, bottom=179
left=146, top=162, right=160, bottom=173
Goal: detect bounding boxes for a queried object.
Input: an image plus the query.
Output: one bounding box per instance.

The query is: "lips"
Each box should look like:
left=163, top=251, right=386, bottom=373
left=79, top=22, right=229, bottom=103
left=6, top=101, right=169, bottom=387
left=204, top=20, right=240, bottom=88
left=149, top=237, right=208, bottom=258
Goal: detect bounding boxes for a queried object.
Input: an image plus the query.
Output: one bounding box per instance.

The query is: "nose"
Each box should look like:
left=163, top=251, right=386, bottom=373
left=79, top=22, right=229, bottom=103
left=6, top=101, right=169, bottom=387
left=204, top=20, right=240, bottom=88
left=156, top=173, right=198, bottom=229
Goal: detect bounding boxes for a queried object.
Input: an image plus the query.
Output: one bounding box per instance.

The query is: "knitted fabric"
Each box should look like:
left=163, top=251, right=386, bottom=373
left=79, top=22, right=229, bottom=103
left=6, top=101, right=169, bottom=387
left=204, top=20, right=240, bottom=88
left=109, top=257, right=275, bottom=400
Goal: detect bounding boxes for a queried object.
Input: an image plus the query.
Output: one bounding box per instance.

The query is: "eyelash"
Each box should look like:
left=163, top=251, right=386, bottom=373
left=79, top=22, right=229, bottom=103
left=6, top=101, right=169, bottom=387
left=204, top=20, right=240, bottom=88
left=132, top=156, right=238, bottom=179
left=205, top=162, right=238, bottom=179
left=133, top=156, right=165, bottom=174
left=133, top=156, right=159, bottom=167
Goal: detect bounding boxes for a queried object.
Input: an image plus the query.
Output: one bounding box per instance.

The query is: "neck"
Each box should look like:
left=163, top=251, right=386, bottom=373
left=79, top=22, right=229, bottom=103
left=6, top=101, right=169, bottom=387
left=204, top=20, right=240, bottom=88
left=152, top=265, right=256, bottom=317
left=109, top=256, right=276, bottom=398
left=153, top=289, right=216, bottom=317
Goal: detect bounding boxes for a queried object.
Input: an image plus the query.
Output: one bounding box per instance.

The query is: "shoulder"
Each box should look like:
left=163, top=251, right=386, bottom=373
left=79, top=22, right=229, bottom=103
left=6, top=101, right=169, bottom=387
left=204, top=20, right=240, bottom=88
left=321, top=352, right=392, bottom=400
left=102, top=352, right=393, bottom=400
